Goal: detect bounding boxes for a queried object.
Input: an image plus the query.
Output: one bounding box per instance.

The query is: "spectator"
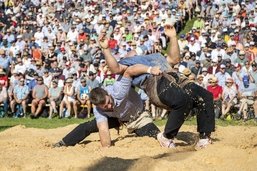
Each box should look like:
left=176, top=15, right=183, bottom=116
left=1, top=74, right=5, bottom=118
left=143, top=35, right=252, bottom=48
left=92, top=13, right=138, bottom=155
left=87, top=71, right=100, bottom=89
left=11, top=78, right=29, bottom=117
left=43, top=69, right=52, bottom=88
left=221, top=78, right=237, bottom=119
left=0, top=83, right=7, bottom=116
left=0, top=69, right=8, bottom=87
left=48, top=80, right=63, bottom=119
left=0, top=49, right=11, bottom=72
left=196, top=75, right=206, bottom=88
left=207, top=76, right=223, bottom=118
left=62, top=61, right=75, bottom=79
left=30, top=76, right=48, bottom=119
left=207, top=57, right=220, bottom=75
left=76, top=78, right=91, bottom=119
left=237, top=81, right=257, bottom=122
left=215, top=64, right=231, bottom=88
left=250, top=63, right=257, bottom=83
left=103, top=71, right=115, bottom=87
left=224, top=59, right=235, bottom=76
left=191, top=60, right=202, bottom=76
left=235, top=51, right=247, bottom=66
left=59, top=78, right=77, bottom=118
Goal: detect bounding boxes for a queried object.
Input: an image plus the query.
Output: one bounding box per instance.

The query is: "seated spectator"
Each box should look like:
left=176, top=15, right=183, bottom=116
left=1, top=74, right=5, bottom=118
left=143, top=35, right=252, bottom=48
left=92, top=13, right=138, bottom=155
left=59, top=78, right=77, bottom=118
left=11, top=78, right=29, bottom=117
left=221, top=78, right=237, bottom=119
left=215, top=64, right=231, bottom=88
left=0, top=84, right=7, bottom=116
left=207, top=57, right=220, bottom=75
left=48, top=80, right=63, bottom=119
left=76, top=78, right=91, bottom=118
left=0, top=69, right=8, bottom=87
left=87, top=71, right=100, bottom=89
left=102, top=71, right=115, bottom=87
left=43, top=69, right=52, bottom=88
left=191, top=60, right=202, bottom=76
left=196, top=75, right=205, bottom=88
left=237, top=79, right=257, bottom=121
left=30, top=76, right=48, bottom=119
left=207, top=76, right=223, bottom=118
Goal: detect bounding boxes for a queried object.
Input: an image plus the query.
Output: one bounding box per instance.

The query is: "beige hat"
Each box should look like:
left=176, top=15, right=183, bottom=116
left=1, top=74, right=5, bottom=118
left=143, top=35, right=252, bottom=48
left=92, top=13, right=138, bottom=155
left=36, top=61, right=42, bottom=65
left=0, top=49, right=5, bottom=55
left=210, top=76, right=218, bottom=83
left=0, top=69, right=6, bottom=75
left=226, top=77, right=234, bottom=83
left=239, top=50, right=245, bottom=55
left=182, top=68, right=191, bottom=76
left=66, top=78, right=73, bottom=83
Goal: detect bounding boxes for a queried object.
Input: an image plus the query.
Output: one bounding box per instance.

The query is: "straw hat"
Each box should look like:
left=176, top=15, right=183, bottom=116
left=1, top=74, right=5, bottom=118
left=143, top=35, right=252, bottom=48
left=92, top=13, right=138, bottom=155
left=182, top=68, right=191, bottom=76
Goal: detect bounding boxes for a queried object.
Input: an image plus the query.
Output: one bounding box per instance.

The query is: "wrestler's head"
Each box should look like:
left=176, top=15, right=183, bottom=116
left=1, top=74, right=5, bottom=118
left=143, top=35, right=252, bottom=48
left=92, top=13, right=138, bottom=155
left=89, top=87, right=114, bottom=111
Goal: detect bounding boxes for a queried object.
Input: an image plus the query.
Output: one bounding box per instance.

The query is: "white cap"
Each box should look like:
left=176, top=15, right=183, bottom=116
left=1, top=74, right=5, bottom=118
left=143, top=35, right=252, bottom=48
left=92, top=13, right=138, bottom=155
left=202, top=67, right=207, bottom=72
left=212, top=57, right=218, bottom=63
left=220, top=64, right=226, bottom=68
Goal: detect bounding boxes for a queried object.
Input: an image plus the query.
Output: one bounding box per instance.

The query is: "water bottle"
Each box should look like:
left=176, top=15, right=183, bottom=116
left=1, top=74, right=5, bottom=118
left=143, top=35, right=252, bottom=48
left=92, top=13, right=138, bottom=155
left=242, top=75, right=249, bottom=88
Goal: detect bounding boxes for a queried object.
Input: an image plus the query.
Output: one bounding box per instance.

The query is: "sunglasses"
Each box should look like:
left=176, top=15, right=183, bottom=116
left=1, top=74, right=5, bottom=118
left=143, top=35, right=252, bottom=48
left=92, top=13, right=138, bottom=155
left=37, top=79, right=43, bottom=81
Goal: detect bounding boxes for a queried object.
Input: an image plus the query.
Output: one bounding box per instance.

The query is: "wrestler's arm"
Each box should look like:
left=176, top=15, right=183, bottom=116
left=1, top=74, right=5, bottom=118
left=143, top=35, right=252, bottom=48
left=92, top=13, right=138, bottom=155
left=123, top=64, right=162, bottom=79
left=98, top=33, right=128, bottom=74
left=102, top=48, right=128, bottom=74
left=94, top=108, right=112, bottom=147
left=97, top=120, right=111, bottom=147
left=164, top=26, right=180, bottom=65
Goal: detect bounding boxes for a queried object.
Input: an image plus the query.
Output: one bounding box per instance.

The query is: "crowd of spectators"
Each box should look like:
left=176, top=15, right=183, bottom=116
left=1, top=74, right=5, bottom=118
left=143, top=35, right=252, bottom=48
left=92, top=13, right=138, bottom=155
left=177, top=0, right=257, bottom=122
left=0, top=0, right=257, bottom=122
left=0, top=0, right=197, bottom=119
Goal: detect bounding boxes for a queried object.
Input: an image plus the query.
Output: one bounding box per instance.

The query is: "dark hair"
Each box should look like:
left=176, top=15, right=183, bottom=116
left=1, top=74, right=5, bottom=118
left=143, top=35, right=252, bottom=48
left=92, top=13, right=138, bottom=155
left=89, top=87, right=108, bottom=105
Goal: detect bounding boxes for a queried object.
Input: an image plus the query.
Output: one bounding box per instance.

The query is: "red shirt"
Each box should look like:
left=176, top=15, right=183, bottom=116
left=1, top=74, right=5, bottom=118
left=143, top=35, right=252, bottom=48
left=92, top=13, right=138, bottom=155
left=0, top=76, right=8, bottom=87
left=108, top=39, right=118, bottom=49
left=207, top=85, right=223, bottom=100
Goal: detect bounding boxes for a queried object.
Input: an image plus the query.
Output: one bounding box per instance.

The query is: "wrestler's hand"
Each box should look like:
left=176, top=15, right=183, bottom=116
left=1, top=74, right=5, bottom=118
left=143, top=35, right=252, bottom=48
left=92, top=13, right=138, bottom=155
left=150, top=66, right=162, bottom=75
left=98, top=30, right=109, bottom=49
left=164, top=25, right=177, bottom=38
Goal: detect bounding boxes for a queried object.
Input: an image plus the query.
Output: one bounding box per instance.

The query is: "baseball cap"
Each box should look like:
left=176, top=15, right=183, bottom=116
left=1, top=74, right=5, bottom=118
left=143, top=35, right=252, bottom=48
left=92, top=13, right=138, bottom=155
left=88, top=71, right=95, bottom=76
left=234, top=63, right=241, bottom=68
left=202, top=67, right=207, bottom=72
left=195, top=60, right=200, bottom=64
left=220, top=64, right=226, bottom=68
left=212, top=57, right=218, bottom=63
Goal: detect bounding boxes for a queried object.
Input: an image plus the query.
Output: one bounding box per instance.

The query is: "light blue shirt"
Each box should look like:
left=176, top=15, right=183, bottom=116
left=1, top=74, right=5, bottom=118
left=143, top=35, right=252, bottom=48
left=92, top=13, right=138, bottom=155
left=14, top=85, right=29, bottom=100
left=94, top=76, right=144, bottom=123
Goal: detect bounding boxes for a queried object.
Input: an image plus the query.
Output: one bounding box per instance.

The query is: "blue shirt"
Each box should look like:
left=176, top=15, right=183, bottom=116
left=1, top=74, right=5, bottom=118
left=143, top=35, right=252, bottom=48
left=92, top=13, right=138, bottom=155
left=79, top=85, right=90, bottom=99
left=14, top=85, right=29, bottom=100
left=94, top=76, right=144, bottom=123
left=0, top=56, right=11, bottom=69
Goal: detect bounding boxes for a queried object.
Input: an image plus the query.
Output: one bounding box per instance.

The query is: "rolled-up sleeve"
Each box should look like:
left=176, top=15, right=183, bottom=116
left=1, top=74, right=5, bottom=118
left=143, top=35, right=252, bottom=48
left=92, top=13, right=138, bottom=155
left=93, top=107, right=108, bottom=123
left=111, top=76, right=132, bottom=100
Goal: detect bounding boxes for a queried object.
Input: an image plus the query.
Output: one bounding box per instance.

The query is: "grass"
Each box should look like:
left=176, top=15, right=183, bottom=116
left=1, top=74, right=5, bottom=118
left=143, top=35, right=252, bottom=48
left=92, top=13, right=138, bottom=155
left=0, top=117, right=89, bottom=132
left=0, top=116, right=256, bottom=133
left=154, top=116, right=257, bottom=127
